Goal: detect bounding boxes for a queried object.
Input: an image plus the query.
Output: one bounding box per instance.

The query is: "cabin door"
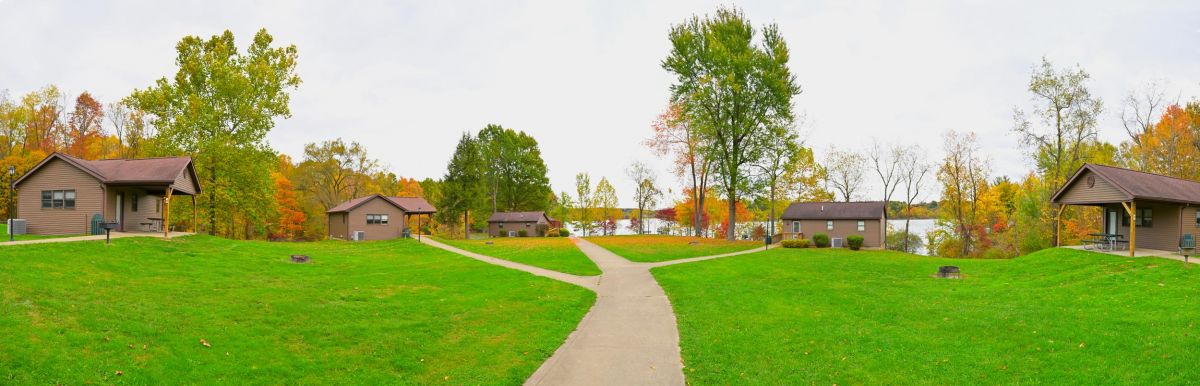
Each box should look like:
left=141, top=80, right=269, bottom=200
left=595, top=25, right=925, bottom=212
left=1106, top=209, right=1117, bottom=235
left=115, top=193, right=125, bottom=232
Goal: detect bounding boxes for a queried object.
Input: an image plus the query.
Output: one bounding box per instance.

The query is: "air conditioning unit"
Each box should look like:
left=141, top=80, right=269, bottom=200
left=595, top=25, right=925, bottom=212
left=7, top=219, right=26, bottom=235
left=352, top=231, right=366, bottom=241
left=831, top=238, right=844, bottom=248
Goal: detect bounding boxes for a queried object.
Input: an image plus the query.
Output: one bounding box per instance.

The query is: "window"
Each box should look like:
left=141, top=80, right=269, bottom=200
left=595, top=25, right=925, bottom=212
left=791, top=221, right=800, bottom=233
left=367, top=214, right=389, bottom=225
left=826, top=220, right=834, bottom=231
left=1121, top=208, right=1154, bottom=227
left=156, top=199, right=162, bottom=213
left=499, top=224, right=504, bottom=229
left=857, top=221, right=865, bottom=232
left=1196, top=210, right=1199, bottom=226
left=41, top=190, right=75, bottom=209
left=131, top=195, right=139, bottom=212
left=525, top=224, right=531, bottom=227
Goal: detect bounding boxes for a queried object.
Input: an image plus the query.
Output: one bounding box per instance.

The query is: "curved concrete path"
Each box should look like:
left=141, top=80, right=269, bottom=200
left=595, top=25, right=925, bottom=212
left=419, top=235, right=773, bottom=385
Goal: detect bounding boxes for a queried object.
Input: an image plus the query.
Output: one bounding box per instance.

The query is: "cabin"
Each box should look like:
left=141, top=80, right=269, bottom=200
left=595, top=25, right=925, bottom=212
left=1051, top=163, right=1200, bottom=256
left=780, top=201, right=887, bottom=248
left=12, top=152, right=202, bottom=236
left=326, top=194, right=436, bottom=241
left=487, top=211, right=554, bottom=237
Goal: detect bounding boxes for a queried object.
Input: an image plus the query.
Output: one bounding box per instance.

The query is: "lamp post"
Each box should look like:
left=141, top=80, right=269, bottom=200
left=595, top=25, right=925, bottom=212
left=8, top=165, right=14, bottom=242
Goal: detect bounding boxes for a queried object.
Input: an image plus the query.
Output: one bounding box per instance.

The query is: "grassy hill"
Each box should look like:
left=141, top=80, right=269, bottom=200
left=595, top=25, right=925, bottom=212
left=434, top=236, right=601, bottom=276
left=586, top=235, right=763, bottom=262
left=0, top=235, right=594, bottom=385
left=653, top=247, right=1200, bottom=384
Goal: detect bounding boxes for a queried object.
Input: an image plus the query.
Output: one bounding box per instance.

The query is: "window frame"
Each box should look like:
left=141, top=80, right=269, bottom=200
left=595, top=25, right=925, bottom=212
left=1195, top=209, right=1199, bottom=226
left=826, top=220, right=834, bottom=231
left=792, top=221, right=800, bottom=233
left=366, top=214, right=389, bottom=225
left=131, top=194, right=139, bottom=212
left=41, top=190, right=75, bottom=210
left=41, top=191, right=52, bottom=208
left=857, top=220, right=865, bottom=232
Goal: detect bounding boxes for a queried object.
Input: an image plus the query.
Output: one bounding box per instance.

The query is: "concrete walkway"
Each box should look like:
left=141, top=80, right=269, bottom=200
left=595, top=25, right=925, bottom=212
left=420, top=235, right=772, bottom=386
left=0, top=231, right=194, bottom=246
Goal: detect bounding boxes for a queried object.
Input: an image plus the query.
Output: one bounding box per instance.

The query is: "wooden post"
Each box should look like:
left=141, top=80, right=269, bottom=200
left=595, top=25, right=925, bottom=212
left=1055, top=204, right=1067, bottom=247
left=1121, top=201, right=1136, bottom=257
left=192, top=195, right=198, bottom=233
left=164, top=189, right=172, bottom=239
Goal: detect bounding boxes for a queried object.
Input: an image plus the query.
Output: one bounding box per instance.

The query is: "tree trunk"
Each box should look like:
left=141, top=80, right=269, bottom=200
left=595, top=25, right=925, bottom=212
left=726, top=190, right=736, bottom=241
left=207, top=165, right=216, bottom=235
left=463, top=210, right=469, bottom=240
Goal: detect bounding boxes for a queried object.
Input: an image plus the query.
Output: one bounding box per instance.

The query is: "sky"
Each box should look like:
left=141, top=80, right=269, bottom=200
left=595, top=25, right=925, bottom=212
left=2, top=0, right=1199, bottom=206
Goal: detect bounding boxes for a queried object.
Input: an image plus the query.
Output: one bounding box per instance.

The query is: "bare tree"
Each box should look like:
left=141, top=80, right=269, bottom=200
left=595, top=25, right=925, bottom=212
left=897, top=145, right=930, bottom=253
left=868, top=139, right=905, bottom=248
left=825, top=146, right=866, bottom=202
left=1121, top=80, right=1171, bottom=144
left=626, top=161, right=661, bottom=235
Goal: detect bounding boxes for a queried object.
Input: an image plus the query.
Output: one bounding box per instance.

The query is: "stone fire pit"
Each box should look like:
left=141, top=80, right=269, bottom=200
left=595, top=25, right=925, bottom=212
left=936, top=266, right=961, bottom=279
left=290, top=255, right=310, bottom=264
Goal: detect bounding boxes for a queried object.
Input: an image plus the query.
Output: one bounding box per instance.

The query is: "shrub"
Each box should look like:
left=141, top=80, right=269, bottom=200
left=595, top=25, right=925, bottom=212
left=781, top=239, right=812, bottom=248
left=518, top=230, right=528, bottom=237
left=812, top=233, right=830, bottom=248
left=847, top=235, right=864, bottom=250
left=546, top=231, right=559, bottom=237
left=559, top=228, right=570, bottom=237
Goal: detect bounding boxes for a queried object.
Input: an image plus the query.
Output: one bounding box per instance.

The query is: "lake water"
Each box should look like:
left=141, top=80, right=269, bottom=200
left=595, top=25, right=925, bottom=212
left=888, top=218, right=937, bottom=255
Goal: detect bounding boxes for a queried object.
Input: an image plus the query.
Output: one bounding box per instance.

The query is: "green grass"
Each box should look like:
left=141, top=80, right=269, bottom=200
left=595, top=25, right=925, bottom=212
left=586, top=235, right=763, bottom=262
left=0, top=223, right=79, bottom=241
left=0, top=235, right=594, bottom=384
left=653, top=247, right=1200, bottom=384
left=435, top=237, right=601, bottom=276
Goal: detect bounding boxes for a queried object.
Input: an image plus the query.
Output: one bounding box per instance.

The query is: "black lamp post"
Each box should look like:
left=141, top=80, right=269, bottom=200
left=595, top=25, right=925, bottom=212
left=8, top=165, right=14, bottom=242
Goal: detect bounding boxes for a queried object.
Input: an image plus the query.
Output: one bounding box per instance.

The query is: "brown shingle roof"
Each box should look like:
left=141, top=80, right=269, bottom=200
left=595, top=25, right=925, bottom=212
left=15, top=152, right=199, bottom=192
left=780, top=202, right=887, bottom=220
left=1053, top=163, right=1200, bottom=205
left=326, top=194, right=437, bottom=214
left=487, top=211, right=550, bottom=223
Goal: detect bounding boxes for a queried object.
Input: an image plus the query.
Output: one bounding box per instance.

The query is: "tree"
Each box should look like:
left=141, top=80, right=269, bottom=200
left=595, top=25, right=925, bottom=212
left=477, top=124, right=553, bottom=213
left=438, top=133, right=486, bottom=239
left=593, top=177, right=619, bottom=236
left=552, top=191, right=573, bottom=230
left=752, top=125, right=800, bottom=239
left=1120, top=81, right=1170, bottom=145
left=868, top=140, right=908, bottom=248
left=1125, top=103, right=1200, bottom=179
left=1012, top=57, right=1102, bottom=246
left=22, top=85, right=66, bottom=153
left=574, top=173, right=594, bottom=236
left=270, top=171, right=305, bottom=240
left=64, top=92, right=105, bottom=159
left=127, top=29, right=300, bottom=237
left=825, top=147, right=865, bottom=202
left=897, top=145, right=931, bottom=253
left=646, top=103, right=709, bottom=237
left=626, top=161, right=661, bottom=234
left=937, top=131, right=990, bottom=257
left=107, top=101, right=151, bottom=158
left=663, top=7, right=801, bottom=240
left=294, top=139, right=379, bottom=211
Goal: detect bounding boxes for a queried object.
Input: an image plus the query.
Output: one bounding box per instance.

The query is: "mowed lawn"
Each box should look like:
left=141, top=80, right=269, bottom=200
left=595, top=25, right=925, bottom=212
left=434, top=237, right=601, bottom=276
left=586, top=235, right=762, bottom=262
left=0, top=223, right=78, bottom=241
left=0, top=235, right=594, bottom=385
left=653, top=247, right=1200, bottom=384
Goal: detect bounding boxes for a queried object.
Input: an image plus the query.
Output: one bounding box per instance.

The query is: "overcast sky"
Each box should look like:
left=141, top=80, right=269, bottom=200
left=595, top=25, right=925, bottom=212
left=2, top=0, right=1199, bottom=206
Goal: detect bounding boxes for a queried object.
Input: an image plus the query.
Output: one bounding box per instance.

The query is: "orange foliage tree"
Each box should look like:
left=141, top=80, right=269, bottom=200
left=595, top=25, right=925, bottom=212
left=270, top=171, right=306, bottom=240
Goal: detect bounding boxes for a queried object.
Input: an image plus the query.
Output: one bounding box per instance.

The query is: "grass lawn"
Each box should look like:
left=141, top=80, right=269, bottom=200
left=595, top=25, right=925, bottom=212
left=586, top=235, right=763, bottom=262
left=1, top=223, right=79, bottom=242
left=0, top=235, right=594, bottom=385
left=435, top=236, right=601, bottom=276
left=653, top=247, right=1200, bottom=384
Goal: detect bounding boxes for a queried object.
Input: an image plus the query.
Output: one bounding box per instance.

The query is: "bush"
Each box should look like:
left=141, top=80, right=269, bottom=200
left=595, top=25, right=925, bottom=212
left=781, top=239, right=812, bottom=248
left=546, top=230, right=559, bottom=237
left=847, top=235, right=864, bottom=250
left=559, top=228, right=570, bottom=237
left=812, top=233, right=830, bottom=248
left=518, top=230, right=528, bottom=237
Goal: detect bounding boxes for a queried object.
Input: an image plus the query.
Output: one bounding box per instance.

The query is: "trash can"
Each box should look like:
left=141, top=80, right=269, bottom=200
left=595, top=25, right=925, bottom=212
left=90, top=214, right=104, bottom=235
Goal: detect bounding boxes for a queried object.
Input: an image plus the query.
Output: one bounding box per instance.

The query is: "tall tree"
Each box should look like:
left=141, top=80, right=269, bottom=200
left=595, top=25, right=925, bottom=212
left=897, top=145, right=930, bottom=253
left=938, top=131, right=990, bottom=257
left=593, top=177, right=619, bottom=236
left=270, top=170, right=306, bottom=240
left=1011, top=57, right=1102, bottom=246
left=574, top=173, right=594, bottom=236
left=477, top=124, right=553, bottom=212
left=752, top=124, right=800, bottom=238
left=294, top=138, right=378, bottom=211
left=1125, top=103, right=1200, bottom=179
left=868, top=139, right=906, bottom=248
left=438, top=133, right=486, bottom=239
left=127, top=29, right=300, bottom=237
left=626, top=161, right=662, bottom=235
left=825, top=147, right=865, bottom=202
left=663, top=7, right=801, bottom=240
left=64, top=92, right=105, bottom=159
left=22, top=85, right=66, bottom=153
left=647, top=103, right=709, bottom=237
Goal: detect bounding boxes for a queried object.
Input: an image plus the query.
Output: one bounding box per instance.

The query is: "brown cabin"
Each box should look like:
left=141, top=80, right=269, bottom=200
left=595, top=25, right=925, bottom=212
left=780, top=201, right=887, bottom=248
left=12, top=152, right=201, bottom=236
left=487, top=211, right=554, bottom=237
left=326, top=194, right=436, bottom=241
left=1051, top=163, right=1200, bottom=256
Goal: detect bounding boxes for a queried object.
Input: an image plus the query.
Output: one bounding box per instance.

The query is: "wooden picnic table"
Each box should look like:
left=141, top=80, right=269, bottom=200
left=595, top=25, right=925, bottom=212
left=1085, top=233, right=1125, bottom=251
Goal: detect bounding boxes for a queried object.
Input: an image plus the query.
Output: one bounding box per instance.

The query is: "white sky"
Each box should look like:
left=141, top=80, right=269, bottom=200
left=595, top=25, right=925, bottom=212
left=2, top=0, right=1199, bottom=206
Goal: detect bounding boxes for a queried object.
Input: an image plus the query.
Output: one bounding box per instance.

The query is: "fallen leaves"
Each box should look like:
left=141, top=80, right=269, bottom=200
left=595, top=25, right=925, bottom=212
left=200, top=339, right=211, bottom=348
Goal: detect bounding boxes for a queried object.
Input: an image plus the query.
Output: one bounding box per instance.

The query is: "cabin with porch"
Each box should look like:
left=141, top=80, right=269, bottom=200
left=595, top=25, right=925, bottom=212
left=12, top=152, right=201, bottom=236
left=1051, top=163, right=1200, bottom=256
left=326, top=194, right=436, bottom=241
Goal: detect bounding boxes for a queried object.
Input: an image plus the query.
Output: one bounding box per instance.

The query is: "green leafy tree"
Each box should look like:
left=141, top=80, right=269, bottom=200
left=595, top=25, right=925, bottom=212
left=593, top=177, right=619, bottom=236
left=127, top=29, right=300, bottom=237
left=438, top=133, right=487, bottom=239
left=663, top=7, right=801, bottom=240
left=752, top=124, right=800, bottom=238
left=574, top=173, right=594, bottom=236
left=477, top=124, right=553, bottom=212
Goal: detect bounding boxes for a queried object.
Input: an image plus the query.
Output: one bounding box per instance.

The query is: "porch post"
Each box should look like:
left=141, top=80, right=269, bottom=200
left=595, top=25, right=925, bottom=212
left=1121, top=201, right=1136, bottom=257
left=164, top=188, right=172, bottom=239
left=1055, top=204, right=1066, bottom=247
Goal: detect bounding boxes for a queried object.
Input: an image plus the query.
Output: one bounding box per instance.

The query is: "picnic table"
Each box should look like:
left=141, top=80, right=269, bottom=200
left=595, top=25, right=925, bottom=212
left=1085, top=233, right=1125, bottom=252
